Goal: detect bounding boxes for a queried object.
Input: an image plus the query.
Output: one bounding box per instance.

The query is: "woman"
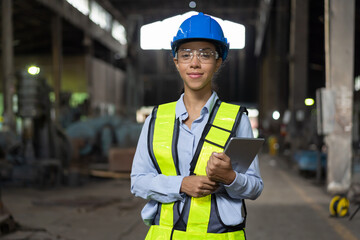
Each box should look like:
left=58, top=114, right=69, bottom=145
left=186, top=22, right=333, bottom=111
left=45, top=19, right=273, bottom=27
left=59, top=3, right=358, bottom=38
left=131, top=12, right=263, bottom=240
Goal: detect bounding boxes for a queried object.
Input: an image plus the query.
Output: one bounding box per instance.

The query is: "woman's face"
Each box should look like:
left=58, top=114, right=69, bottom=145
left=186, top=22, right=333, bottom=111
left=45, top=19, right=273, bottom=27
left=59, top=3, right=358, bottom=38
left=174, top=41, right=222, bottom=94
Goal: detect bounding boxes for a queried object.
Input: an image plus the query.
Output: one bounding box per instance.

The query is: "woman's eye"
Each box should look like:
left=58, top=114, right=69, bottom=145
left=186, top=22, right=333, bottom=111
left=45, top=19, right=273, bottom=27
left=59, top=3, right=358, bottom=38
left=200, top=53, right=211, bottom=59
left=181, top=53, right=191, bottom=58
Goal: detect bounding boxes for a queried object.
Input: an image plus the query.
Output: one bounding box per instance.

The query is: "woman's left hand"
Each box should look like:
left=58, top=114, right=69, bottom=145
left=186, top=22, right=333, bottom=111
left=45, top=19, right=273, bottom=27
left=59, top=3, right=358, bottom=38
left=206, top=152, right=236, bottom=185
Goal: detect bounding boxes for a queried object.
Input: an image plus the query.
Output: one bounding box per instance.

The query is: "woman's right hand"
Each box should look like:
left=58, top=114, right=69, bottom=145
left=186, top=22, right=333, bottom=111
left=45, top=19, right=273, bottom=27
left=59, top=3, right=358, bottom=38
left=180, top=175, right=219, bottom=198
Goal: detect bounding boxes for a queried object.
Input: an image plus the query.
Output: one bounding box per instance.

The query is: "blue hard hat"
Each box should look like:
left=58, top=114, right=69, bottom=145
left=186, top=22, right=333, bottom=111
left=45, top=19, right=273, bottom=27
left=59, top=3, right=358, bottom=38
left=171, top=12, right=229, bottom=60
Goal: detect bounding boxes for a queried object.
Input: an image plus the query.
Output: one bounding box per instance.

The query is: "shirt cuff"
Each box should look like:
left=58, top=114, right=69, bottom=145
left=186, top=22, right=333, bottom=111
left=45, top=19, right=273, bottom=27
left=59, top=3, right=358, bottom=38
left=170, top=175, right=185, bottom=199
left=223, top=171, right=245, bottom=196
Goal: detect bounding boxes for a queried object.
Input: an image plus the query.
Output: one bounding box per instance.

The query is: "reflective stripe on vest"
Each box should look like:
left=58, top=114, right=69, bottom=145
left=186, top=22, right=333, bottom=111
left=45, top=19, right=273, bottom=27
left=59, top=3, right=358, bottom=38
left=152, top=102, right=178, bottom=227
left=146, top=100, right=245, bottom=240
left=187, top=102, right=239, bottom=234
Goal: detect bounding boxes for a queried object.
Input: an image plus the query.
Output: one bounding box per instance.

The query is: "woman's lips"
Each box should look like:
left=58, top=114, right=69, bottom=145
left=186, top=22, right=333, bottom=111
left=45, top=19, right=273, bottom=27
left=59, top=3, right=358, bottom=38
left=187, top=72, right=203, bottom=79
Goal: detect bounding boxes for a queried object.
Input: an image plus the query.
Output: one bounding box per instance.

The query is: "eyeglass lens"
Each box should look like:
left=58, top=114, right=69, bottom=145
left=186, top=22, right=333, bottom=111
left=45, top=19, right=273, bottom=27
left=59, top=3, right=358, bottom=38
left=177, top=49, right=218, bottom=63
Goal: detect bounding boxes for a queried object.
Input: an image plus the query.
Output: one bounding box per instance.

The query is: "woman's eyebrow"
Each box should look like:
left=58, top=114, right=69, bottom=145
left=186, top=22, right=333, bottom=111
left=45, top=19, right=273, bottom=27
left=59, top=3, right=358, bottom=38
left=180, top=48, right=213, bottom=51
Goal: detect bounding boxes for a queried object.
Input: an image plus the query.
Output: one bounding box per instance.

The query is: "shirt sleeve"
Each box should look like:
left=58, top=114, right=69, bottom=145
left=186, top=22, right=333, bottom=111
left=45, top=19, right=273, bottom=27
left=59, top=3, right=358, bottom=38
left=130, top=115, right=185, bottom=203
left=224, top=113, right=264, bottom=200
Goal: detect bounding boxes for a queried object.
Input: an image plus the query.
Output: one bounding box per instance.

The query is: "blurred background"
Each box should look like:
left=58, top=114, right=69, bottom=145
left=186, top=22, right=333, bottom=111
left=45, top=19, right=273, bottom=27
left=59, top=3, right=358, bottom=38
left=0, top=0, right=360, bottom=239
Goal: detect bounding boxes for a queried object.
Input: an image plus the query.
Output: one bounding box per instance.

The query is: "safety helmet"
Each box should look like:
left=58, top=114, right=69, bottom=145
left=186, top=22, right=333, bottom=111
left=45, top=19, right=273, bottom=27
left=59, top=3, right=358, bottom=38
left=171, top=12, right=229, bottom=60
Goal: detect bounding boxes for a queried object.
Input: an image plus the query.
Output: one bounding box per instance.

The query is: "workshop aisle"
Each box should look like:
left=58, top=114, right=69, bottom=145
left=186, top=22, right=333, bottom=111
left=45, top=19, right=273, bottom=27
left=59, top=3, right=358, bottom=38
left=1, top=177, right=149, bottom=240
left=2, top=154, right=360, bottom=239
left=246, top=154, right=360, bottom=240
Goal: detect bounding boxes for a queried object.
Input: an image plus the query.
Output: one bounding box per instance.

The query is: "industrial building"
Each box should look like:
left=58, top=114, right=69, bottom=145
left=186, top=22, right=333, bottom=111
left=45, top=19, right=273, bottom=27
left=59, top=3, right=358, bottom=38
left=0, top=0, right=360, bottom=239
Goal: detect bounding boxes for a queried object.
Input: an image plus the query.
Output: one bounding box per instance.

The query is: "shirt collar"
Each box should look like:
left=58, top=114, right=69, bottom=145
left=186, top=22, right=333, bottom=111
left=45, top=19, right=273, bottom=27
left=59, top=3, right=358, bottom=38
left=175, top=91, right=219, bottom=119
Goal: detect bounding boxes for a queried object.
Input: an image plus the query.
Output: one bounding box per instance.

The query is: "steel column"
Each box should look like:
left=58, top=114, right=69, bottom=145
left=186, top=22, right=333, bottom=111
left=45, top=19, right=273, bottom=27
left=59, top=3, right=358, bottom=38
left=324, top=0, right=355, bottom=194
left=1, top=0, right=15, bottom=130
left=288, top=0, right=308, bottom=151
left=52, top=15, right=63, bottom=121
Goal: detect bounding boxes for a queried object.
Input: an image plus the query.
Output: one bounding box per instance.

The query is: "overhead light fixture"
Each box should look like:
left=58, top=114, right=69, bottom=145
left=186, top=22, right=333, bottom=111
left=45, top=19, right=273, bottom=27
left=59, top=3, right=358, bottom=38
left=189, top=1, right=196, bottom=8
left=28, top=65, right=40, bottom=75
left=355, top=76, right=360, bottom=91
left=304, top=98, right=315, bottom=106
left=272, top=111, right=280, bottom=120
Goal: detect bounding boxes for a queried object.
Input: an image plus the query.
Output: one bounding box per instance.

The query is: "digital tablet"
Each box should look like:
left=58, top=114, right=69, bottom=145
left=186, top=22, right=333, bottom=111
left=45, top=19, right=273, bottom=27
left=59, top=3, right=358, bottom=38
left=224, top=137, right=265, bottom=173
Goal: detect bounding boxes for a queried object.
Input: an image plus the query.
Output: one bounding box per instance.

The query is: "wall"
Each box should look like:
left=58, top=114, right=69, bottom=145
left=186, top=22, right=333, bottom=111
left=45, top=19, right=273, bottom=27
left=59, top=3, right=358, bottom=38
left=91, top=57, right=125, bottom=115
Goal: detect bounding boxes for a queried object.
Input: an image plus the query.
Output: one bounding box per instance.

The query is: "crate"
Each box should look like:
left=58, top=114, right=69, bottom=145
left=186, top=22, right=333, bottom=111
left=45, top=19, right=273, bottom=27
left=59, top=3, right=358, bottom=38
left=108, top=147, right=136, bottom=172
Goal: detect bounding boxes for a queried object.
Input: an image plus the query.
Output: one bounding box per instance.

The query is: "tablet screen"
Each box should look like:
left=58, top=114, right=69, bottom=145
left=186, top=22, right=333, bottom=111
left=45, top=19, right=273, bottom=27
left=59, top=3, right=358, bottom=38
left=224, top=137, right=265, bottom=173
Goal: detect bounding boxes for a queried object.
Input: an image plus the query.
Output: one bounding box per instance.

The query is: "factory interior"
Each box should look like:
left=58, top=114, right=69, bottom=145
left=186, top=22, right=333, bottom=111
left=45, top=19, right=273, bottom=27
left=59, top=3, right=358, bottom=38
left=1, top=0, right=360, bottom=239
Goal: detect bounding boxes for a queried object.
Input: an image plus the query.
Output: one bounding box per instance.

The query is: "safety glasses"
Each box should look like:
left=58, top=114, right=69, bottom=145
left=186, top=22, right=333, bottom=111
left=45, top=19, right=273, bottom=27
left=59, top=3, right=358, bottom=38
left=176, top=48, right=219, bottom=64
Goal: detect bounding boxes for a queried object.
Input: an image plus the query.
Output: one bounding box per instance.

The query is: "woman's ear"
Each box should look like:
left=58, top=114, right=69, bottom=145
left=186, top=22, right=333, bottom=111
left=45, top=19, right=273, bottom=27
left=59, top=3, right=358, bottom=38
left=173, top=58, right=179, bottom=70
left=215, top=58, right=223, bottom=72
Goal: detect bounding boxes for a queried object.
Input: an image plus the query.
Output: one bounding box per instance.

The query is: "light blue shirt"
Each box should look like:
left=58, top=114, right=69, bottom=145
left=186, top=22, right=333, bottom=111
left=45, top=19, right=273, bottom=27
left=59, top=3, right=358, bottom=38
left=131, top=92, right=263, bottom=226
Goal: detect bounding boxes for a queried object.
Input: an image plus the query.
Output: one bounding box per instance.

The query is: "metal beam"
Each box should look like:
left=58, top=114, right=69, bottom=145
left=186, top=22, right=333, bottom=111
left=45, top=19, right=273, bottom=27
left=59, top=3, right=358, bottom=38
left=97, top=0, right=126, bottom=23
left=36, top=0, right=126, bottom=56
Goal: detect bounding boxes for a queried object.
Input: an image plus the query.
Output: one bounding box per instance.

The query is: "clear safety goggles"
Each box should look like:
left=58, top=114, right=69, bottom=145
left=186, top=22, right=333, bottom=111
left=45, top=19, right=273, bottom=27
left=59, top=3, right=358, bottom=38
left=175, top=48, right=219, bottom=64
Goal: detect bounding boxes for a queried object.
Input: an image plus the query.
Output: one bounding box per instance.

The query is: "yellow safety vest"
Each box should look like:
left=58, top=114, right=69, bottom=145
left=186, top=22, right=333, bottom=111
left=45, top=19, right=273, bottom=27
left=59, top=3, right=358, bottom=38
left=146, top=100, right=247, bottom=240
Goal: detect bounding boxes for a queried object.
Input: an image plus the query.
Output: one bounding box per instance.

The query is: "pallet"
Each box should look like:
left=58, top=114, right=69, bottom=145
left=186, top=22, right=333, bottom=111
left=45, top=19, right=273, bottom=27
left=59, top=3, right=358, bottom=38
left=89, top=169, right=130, bottom=179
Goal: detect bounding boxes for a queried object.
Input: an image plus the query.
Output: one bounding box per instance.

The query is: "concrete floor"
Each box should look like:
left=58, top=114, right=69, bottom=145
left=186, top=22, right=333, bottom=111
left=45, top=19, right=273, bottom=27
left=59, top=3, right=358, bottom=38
left=1, top=154, right=360, bottom=240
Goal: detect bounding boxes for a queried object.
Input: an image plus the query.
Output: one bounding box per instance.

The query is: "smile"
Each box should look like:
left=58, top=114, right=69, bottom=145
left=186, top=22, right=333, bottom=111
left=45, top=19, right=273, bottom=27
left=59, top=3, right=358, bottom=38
left=187, top=72, right=204, bottom=79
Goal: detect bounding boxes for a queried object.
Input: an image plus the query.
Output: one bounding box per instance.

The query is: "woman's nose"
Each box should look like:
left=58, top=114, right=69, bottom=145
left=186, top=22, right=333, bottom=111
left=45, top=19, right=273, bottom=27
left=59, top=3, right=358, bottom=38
left=190, top=53, right=201, bottom=67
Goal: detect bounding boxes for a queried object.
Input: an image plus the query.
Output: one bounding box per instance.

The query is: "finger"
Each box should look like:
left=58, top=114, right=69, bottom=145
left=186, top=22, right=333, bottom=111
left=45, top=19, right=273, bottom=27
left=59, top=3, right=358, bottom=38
left=200, top=181, right=217, bottom=189
left=208, top=154, right=215, bottom=165
left=201, top=184, right=218, bottom=191
left=206, top=180, right=219, bottom=187
left=198, top=178, right=217, bottom=188
left=202, top=190, right=210, bottom=195
left=200, top=189, right=213, bottom=197
left=212, top=152, right=222, bottom=158
left=212, top=152, right=230, bottom=162
left=201, top=181, right=219, bottom=190
left=200, top=176, right=218, bottom=185
left=202, top=184, right=219, bottom=195
left=212, top=152, right=225, bottom=160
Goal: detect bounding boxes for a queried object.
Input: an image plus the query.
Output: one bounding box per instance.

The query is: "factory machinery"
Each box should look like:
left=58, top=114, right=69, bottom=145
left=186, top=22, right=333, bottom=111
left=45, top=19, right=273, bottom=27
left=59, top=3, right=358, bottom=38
left=0, top=72, right=72, bottom=188
left=0, top=72, right=142, bottom=188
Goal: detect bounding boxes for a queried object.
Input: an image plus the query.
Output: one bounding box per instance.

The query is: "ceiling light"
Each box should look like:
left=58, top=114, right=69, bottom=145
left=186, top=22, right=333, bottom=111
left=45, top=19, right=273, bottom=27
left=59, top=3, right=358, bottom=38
left=304, top=98, right=315, bottom=106
left=189, top=1, right=196, bottom=8
left=272, top=111, right=280, bottom=120
left=28, top=65, right=40, bottom=75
